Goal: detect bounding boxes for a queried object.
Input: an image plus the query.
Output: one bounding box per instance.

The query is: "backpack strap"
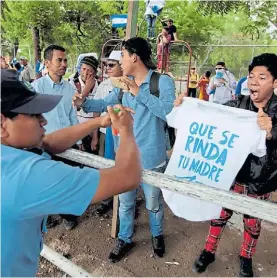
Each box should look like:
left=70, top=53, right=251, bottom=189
left=117, top=71, right=162, bottom=103
left=150, top=71, right=161, bottom=98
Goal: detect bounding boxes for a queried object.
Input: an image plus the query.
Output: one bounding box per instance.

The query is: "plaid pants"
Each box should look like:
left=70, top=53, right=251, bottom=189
left=205, top=183, right=270, bottom=259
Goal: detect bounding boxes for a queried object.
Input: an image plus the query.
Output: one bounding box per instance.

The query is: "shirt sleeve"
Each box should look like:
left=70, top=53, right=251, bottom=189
left=82, top=88, right=121, bottom=113
left=17, top=156, right=100, bottom=219
left=68, top=85, right=81, bottom=144
left=135, top=74, right=175, bottom=121
left=207, top=77, right=214, bottom=95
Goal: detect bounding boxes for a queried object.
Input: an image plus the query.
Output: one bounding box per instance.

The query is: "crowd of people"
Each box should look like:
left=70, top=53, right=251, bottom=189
left=1, top=34, right=277, bottom=278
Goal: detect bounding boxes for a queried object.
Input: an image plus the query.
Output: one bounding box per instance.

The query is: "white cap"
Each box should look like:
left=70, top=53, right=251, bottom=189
left=101, top=50, right=121, bottom=62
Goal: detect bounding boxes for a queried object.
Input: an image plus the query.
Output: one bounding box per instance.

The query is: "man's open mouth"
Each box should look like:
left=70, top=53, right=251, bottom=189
left=250, top=89, right=258, bottom=97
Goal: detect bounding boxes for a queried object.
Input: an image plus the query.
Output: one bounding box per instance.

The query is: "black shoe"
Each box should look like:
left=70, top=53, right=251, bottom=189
left=46, top=216, right=59, bottom=229
left=152, top=235, right=165, bottom=257
left=108, top=239, right=135, bottom=263
left=239, top=256, right=253, bottom=277
left=63, top=219, right=77, bottom=230
left=192, top=249, right=215, bottom=273
left=95, top=203, right=112, bottom=216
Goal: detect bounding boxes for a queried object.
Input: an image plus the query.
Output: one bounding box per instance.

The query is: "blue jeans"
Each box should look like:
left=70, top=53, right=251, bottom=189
left=118, top=164, right=166, bottom=243
left=145, top=14, right=157, bottom=38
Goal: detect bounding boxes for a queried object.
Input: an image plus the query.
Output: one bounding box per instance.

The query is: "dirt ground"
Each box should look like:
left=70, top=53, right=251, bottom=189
left=38, top=197, right=277, bottom=277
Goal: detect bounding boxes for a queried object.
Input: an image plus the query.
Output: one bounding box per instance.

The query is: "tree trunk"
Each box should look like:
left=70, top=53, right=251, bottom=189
left=13, top=38, right=19, bottom=57
left=32, top=26, right=42, bottom=78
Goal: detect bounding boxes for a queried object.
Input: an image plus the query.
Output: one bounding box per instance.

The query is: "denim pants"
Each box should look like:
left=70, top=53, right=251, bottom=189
left=145, top=14, right=157, bottom=38
left=118, top=164, right=166, bottom=243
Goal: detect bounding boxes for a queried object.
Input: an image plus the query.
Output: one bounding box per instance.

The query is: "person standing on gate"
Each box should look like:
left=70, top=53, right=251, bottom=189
left=188, top=67, right=199, bottom=98
left=156, top=26, right=171, bottom=73
left=144, top=0, right=165, bottom=39
left=73, top=37, right=175, bottom=262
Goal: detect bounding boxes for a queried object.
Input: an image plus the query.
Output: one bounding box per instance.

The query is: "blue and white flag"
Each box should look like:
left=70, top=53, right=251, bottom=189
left=35, top=60, right=45, bottom=74
left=110, top=14, right=128, bottom=28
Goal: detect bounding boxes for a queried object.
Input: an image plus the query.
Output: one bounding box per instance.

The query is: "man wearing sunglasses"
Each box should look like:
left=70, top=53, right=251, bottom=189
left=208, top=61, right=236, bottom=104
left=73, top=37, right=175, bottom=262
left=1, top=69, right=142, bottom=277
left=93, top=50, right=123, bottom=216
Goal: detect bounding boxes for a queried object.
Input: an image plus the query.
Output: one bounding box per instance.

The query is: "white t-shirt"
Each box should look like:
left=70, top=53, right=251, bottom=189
left=145, top=0, right=165, bottom=16
left=94, top=78, right=114, bottom=134
left=162, top=98, right=266, bottom=221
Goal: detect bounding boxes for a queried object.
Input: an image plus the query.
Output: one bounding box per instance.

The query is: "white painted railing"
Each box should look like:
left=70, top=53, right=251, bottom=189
left=41, top=244, right=92, bottom=277
left=41, top=148, right=277, bottom=277
left=57, top=149, right=277, bottom=224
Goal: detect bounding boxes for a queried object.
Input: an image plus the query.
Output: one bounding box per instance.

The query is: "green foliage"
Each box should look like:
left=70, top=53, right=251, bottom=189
left=1, top=0, right=276, bottom=77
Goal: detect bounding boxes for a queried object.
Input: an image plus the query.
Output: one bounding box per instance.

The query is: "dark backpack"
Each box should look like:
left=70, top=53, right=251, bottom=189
left=117, top=71, right=176, bottom=148
left=117, top=71, right=161, bottom=103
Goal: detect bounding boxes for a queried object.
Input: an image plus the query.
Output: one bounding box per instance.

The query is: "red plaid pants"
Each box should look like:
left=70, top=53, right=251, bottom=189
left=205, top=183, right=270, bottom=259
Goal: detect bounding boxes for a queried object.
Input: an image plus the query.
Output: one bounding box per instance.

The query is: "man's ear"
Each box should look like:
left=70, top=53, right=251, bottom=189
left=1, top=114, right=9, bottom=139
left=44, top=59, right=50, bottom=68
left=133, top=54, right=138, bottom=63
left=273, top=79, right=277, bottom=89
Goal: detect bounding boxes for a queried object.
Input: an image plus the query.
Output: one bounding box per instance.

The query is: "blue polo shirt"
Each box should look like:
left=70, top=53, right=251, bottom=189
left=1, top=145, right=100, bottom=277
left=82, top=70, right=175, bottom=169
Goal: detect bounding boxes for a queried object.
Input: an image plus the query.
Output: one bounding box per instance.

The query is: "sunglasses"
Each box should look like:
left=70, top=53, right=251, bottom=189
left=107, top=63, right=117, bottom=68
left=215, top=67, right=224, bottom=70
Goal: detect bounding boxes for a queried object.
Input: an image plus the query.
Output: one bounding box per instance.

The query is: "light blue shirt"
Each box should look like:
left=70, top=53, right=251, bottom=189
left=82, top=70, right=175, bottom=169
left=32, top=75, right=80, bottom=139
left=1, top=145, right=100, bottom=277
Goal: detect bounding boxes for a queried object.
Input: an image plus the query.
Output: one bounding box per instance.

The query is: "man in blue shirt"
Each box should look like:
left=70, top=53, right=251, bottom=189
left=1, top=69, right=141, bottom=277
left=32, top=45, right=83, bottom=229
left=73, top=37, right=175, bottom=262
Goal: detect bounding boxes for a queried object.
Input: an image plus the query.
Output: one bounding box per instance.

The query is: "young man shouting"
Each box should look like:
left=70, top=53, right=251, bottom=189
left=176, top=53, right=277, bottom=277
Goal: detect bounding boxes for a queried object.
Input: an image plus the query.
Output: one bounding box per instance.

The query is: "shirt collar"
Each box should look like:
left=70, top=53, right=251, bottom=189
left=45, top=74, right=64, bottom=88
left=134, top=69, right=153, bottom=85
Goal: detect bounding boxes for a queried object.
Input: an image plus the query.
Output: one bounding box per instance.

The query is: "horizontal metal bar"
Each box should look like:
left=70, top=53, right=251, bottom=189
left=56, top=149, right=277, bottom=224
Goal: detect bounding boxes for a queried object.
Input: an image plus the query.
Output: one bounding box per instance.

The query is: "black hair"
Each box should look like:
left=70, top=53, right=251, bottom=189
left=216, top=61, right=225, bottom=67
left=44, top=45, right=66, bottom=60
left=2, top=111, right=18, bottom=119
left=163, top=26, right=170, bottom=32
left=168, top=19, right=173, bottom=23
left=205, top=70, right=211, bottom=78
left=249, top=53, right=277, bottom=80
left=14, top=62, right=21, bottom=71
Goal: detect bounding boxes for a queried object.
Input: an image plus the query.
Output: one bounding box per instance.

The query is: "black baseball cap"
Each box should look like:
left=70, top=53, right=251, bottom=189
left=1, top=69, right=62, bottom=114
left=81, top=56, right=99, bottom=71
left=122, top=37, right=157, bottom=70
